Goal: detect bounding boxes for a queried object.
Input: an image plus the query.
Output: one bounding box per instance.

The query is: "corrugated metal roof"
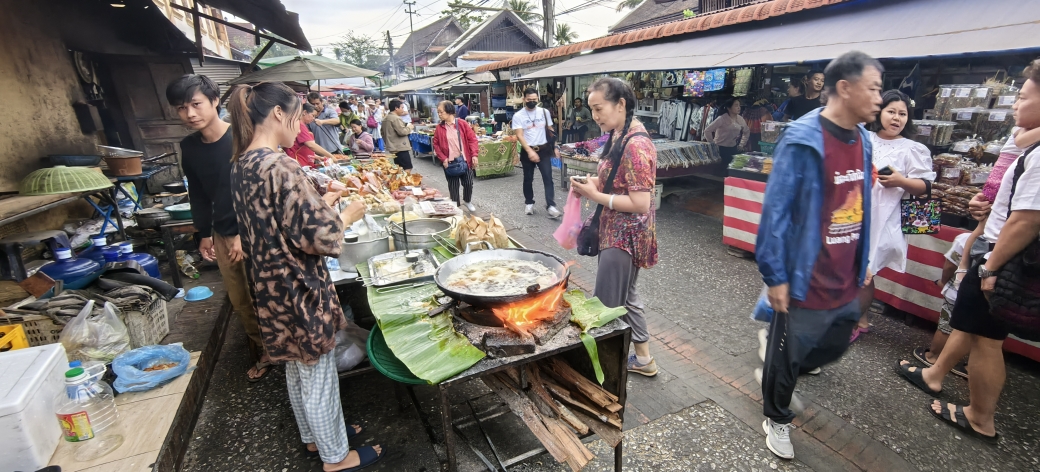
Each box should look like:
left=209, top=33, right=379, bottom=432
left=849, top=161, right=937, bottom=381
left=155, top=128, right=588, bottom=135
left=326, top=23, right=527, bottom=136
left=474, top=0, right=848, bottom=73
left=383, top=71, right=466, bottom=93
left=190, top=57, right=248, bottom=85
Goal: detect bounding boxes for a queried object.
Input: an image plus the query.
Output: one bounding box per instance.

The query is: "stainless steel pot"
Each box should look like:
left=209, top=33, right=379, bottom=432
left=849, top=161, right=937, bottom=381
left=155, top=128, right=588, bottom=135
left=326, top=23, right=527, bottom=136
left=389, top=218, right=452, bottom=251
left=135, top=208, right=171, bottom=229
left=338, top=234, right=391, bottom=271
left=433, top=248, right=570, bottom=309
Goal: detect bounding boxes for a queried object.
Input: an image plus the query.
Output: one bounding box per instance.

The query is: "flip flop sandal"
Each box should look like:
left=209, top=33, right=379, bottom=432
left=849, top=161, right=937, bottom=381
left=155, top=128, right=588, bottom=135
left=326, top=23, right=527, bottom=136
left=912, top=347, right=935, bottom=367
left=328, top=446, right=387, bottom=472
left=849, top=326, right=870, bottom=343
left=928, top=401, right=999, bottom=444
left=896, top=361, right=941, bottom=397
left=951, top=360, right=969, bottom=379
left=303, top=425, right=364, bottom=459
left=246, top=362, right=272, bottom=383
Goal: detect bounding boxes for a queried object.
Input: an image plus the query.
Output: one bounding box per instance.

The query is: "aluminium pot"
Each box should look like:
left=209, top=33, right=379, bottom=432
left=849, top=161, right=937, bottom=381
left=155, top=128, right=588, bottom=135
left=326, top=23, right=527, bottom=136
left=388, top=218, right=452, bottom=251
left=135, top=208, right=171, bottom=229
left=433, top=248, right=570, bottom=309
left=338, top=234, right=391, bottom=271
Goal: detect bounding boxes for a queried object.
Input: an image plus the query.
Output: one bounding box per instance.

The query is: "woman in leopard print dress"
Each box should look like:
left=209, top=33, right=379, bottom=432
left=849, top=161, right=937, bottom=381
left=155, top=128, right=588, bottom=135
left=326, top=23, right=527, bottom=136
left=226, top=82, right=383, bottom=471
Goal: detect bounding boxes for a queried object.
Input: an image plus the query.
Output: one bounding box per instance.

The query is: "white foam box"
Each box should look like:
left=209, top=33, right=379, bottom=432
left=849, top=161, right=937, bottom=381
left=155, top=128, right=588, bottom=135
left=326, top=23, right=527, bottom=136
left=0, top=343, right=68, bottom=472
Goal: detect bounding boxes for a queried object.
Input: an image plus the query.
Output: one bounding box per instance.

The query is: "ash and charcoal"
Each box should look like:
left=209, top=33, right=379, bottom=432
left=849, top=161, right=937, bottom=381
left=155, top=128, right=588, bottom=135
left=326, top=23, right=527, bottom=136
left=451, top=303, right=572, bottom=358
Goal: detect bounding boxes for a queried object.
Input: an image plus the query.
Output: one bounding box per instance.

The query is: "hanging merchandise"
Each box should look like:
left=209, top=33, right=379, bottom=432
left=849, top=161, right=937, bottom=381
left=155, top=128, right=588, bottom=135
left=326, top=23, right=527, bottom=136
left=661, top=70, right=687, bottom=88
left=733, top=68, right=754, bottom=97
left=684, top=71, right=705, bottom=97
left=704, top=69, right=727, bottom=92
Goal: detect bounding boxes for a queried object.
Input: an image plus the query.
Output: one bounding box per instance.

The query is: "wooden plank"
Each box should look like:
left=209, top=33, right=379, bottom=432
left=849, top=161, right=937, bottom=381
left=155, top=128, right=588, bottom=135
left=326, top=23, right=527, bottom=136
left=525, top=365, right=589, bottom=435
left=483, top=374, right=570, bottom=464
left=543, top=377, right=622, bottom=429
left=570, top=406, right=624, bottom=448
left=0, top=193, right=80, bottom=223
left=544, top=358, right=620, bottom=407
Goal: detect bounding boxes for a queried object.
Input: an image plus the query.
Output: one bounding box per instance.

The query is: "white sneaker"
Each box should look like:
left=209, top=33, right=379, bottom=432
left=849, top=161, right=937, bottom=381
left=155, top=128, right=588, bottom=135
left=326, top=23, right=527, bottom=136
left=465, top=202, right=476, bottom=212
left=806, top=367, right=822, bottom=375
left=758, top=328, right=768, bottom=362
left=762, top=418, right=795, bottom=459
left=547, top=206, right=562, bottom=219
left=754, top=367, right=763, bottom=385
left=525, top=204, right=535, bottom=215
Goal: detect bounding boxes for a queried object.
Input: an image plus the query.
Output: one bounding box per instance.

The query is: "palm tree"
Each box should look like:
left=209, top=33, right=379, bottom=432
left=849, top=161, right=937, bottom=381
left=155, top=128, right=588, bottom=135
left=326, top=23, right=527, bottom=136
left=554, top=23, right=578, bottom=45
left=616, top=0, right=643, bottom=12
left=508, top=0, right=541, bottom=25
left=314, top=47, right=325, bottom=57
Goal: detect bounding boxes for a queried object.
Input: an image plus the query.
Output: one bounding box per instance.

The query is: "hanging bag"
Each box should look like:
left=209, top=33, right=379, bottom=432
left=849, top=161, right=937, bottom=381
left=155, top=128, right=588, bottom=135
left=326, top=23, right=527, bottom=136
left=366, top=111, right=378, bottom=129
left=444, top=124, right=469, bottom=177
left=900, top=180, right=942, bottom=234
left=989, top=144, right=1040, bottom=341
left=576, top=131, right=649, bottom=256
left=543, top=108, right=557, bottom=146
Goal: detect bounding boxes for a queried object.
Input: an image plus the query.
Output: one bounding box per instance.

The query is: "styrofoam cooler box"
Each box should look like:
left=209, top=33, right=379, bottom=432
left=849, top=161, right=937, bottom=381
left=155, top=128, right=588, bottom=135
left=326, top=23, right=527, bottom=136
left=0, top=343, right=69, bottom=472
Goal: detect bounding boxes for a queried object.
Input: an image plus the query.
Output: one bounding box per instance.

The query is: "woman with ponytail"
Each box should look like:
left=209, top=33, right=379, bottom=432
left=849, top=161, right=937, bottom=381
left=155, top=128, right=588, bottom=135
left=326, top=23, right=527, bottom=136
left=227, top=82, right=384, bottom=472
left=570, top=77, right=660, bottom=376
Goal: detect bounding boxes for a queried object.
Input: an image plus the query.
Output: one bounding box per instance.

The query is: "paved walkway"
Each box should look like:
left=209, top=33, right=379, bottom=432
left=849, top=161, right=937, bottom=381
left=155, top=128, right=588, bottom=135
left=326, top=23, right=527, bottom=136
left=183, top=154, right=1040, bottom=471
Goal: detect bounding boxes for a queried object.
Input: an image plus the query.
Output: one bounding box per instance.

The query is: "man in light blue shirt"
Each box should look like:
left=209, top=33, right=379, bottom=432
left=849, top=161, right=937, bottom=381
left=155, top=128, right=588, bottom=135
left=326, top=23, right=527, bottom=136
left=306, top=92, right=342, bottom=155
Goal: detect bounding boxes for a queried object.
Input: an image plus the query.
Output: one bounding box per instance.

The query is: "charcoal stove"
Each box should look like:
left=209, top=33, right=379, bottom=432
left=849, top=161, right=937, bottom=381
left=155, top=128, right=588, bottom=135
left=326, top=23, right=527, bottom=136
left=450, top=302, right=571, bottom=358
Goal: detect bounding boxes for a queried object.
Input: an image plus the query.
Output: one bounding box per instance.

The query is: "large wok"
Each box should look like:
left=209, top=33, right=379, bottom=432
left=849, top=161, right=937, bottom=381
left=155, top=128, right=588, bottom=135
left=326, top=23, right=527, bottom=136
left=434, top=248, right=570, bottom=308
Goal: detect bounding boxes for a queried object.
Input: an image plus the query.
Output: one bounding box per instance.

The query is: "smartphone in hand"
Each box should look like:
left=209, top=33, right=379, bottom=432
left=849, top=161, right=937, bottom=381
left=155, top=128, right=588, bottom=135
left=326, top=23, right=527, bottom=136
left=878, top=166, right=894, bottom=176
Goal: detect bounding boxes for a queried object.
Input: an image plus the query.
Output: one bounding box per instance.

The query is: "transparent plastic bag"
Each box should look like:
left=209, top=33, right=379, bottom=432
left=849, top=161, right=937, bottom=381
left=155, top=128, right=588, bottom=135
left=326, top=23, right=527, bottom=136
left=553, top=189, right=583, bottom=249
left=111, top=343, right=193, bottom=393
left=334, top=323, right=370, bottom=372
left=59, top=301, right=131, bottom=363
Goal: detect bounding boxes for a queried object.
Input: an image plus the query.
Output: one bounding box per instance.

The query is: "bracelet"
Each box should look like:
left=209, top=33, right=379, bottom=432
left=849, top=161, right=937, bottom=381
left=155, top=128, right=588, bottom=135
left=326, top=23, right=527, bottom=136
left=608, top=194, right=615, bottom=210
left=955, top=269, right=968, bottom=274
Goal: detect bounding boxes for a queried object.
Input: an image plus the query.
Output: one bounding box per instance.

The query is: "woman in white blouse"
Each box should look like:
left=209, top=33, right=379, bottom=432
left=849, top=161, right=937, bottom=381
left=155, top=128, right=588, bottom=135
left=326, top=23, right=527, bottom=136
left=857, top=90, right=935, bottom=342
left=703, top=98, right=750, bottom=167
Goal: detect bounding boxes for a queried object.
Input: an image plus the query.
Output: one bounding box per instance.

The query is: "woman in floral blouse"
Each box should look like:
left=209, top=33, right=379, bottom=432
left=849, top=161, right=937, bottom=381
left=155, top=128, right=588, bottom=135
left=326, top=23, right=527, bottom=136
left=570, top=77, right=660, bottom=377
left=227, top=82, right=383, bottom=472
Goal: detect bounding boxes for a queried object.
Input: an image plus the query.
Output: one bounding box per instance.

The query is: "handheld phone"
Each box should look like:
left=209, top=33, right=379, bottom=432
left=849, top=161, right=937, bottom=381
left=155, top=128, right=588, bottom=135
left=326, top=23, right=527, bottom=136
left=878, top=166, right=894, bottom=176
left=572, top=176, right=588, bottom=184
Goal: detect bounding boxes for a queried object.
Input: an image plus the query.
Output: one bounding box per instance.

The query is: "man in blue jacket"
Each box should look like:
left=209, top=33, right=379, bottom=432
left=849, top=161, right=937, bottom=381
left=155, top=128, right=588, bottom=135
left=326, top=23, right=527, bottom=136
left=754, top=51, right=883, bottom=460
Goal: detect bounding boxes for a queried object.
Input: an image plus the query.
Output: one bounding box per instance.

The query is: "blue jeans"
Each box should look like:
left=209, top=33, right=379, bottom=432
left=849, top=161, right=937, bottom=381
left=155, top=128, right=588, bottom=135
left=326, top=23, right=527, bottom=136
left=762, top=299, right=860, bottom=423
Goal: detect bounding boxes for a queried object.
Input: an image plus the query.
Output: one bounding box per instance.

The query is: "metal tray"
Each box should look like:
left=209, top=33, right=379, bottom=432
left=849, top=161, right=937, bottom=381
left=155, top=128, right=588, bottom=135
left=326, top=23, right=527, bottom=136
left=366, top=249, right=441, bottom=288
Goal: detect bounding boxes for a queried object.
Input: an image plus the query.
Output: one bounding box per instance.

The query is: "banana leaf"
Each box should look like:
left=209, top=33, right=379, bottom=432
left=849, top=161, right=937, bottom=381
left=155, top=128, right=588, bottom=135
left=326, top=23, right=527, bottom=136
left=564, top=290, right=627, bottom=384
left=359, top=262, right=485, bottom=384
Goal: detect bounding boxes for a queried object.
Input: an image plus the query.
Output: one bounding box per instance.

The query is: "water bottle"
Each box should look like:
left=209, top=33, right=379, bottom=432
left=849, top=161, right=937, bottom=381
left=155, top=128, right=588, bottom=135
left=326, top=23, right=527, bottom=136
left=69, top=360, right=107, bottom=378
left=41, top=248, right=102, bottom=290
left=117, top=243, right=161, bottom=279
left=78, top=235, right=111, bottom=264
left=55, top=367, right=124, bottom=460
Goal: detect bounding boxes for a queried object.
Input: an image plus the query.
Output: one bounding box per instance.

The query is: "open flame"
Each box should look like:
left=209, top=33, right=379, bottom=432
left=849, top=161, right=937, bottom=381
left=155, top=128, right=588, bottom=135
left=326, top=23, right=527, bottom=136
left=492, top=283, right=566, bottom=329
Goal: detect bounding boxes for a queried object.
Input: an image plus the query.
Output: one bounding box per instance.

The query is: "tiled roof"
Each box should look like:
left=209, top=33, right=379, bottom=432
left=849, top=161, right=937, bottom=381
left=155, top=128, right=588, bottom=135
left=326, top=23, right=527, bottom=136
left=609, top=0, right=698, bottom=34
left=474, top=0, right=848, bottom=73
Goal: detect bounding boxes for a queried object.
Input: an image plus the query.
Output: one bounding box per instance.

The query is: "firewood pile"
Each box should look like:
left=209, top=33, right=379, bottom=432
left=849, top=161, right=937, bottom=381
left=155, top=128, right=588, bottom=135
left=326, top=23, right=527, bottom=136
left=483, top=358, right=623, bottom=471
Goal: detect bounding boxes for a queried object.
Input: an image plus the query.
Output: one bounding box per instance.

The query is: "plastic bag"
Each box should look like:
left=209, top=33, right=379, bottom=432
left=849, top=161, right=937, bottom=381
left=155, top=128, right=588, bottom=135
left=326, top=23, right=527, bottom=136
left=553, top=189, right=583, bottom=249
left=59, top=300, right=131, bottom=363
left=111, top=343, right=193, bottom=393
left=334, top=323, right=370, bottom=372
left=749, top=285, right=775, bottom=324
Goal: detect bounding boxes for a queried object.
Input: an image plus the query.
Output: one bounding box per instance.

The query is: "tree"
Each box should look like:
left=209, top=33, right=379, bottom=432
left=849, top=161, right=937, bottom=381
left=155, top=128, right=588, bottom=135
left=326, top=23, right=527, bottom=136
left=329, top=32, right=383, bottom=70
left=249, top=39, right=300, bottom=61
left=616, top=0, right=643, bottom=12
left=508, top=0, right=541, bottom=26
left=554, top=23, right=577, bottom=45
left=314, top=47, right=324, bottom=56
left=441, top=5, right=488, bottom=31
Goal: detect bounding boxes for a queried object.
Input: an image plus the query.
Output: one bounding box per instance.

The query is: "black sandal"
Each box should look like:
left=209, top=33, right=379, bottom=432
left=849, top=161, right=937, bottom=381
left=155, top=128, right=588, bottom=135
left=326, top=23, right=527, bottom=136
left=896, top=360, right=941, bottom=397
left=952, top=360, right=969, bottom=379
left=246, top=362, right=272, bottom=383
left=329, top=446, right=386, bottom=472
left=303, top=425, right=364, bottom=459
left=928, top=401, right=999, bottom=444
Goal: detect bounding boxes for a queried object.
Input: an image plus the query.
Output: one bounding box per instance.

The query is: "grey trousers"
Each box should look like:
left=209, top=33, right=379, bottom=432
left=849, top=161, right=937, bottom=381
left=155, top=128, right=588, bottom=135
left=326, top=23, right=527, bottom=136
left=594, top=248, right=649, bottom=343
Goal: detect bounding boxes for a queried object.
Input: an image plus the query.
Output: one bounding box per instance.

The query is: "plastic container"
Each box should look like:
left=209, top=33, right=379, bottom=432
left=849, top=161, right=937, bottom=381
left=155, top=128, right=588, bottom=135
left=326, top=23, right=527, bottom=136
left=55, top=366, right=123, bottom=460
left=0, top=343, right=68, bottom=471
left=77, top=234, right=111, bottom=265
left=40, top=248, right=102, bottom=290
left=117, top=243, right=161, bottom=279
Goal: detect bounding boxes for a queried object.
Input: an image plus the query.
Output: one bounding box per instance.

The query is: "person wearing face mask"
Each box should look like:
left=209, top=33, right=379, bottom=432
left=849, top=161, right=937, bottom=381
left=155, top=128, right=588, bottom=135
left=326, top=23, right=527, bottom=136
left=754, top=51, right=882, bottom=460
left=512, top=88, right=561, bottom=218
left=227, top=82, right=383, bottom=472
left=856, top=90, right=934, bottom=342
left=784, top=71, right=825, bottom=121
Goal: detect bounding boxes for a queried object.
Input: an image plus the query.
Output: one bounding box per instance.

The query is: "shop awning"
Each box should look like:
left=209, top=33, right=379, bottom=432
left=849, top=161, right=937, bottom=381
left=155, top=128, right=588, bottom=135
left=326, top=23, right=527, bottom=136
left=198, top=0, right=311, bottom=50
left=383, top=72, right=466, bottom=94
left=526, top=0, right=1040, bottom=79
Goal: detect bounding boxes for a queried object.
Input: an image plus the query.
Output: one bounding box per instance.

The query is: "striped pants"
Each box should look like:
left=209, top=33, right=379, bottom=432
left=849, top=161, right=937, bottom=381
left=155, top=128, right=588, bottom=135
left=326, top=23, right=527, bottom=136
left=444, top=168, right=474, bottom=207
left=285, top=351, right=349, bottom=463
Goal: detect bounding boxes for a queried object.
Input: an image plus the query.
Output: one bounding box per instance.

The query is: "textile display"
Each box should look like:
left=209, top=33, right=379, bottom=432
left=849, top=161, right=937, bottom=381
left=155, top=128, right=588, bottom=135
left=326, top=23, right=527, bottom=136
left=704, top=69, right=727, bottom=92
left=475, top=140, right=520, bottom=177
left=733, top=68, right=754, bottom=97
left=684, top=71, right=706, bottom=97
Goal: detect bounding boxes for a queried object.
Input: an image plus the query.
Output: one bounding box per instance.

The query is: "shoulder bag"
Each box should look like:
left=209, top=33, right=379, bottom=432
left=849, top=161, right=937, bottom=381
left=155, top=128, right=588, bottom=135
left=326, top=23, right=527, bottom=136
left=543, top=108, right=557, bottom=146
left=444, top=124, right=470, bottom=177
left=900, top=180, right=942, bottom=234
left=576, top=131, right=650, bottom=256
left=990, top=143, right=1040, bottom=341
left=366, top=112, right=378, bottom=129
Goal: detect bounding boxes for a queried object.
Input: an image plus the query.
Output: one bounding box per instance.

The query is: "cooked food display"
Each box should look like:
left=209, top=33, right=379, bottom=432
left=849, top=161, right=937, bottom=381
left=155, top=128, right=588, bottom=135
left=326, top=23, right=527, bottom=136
left=444, top=260, right=558, bottom=296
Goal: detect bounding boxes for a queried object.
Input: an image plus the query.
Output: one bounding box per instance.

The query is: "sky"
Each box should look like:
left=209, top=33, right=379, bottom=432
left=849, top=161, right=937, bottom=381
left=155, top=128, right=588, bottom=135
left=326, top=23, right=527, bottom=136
left=279, top=0, right=632, bottom=52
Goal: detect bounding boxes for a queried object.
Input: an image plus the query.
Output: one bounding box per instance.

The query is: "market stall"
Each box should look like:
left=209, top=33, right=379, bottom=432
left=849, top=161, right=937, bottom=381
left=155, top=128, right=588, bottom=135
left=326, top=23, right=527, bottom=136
left=475, top=139, right=519, bottom=178
left=559, top=135, right=720, bottom=189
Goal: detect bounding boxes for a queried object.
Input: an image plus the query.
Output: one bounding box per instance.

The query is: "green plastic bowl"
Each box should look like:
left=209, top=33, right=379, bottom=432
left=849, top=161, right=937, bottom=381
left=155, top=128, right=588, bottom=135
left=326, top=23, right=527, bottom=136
left=164, top=203, right=192, bottom=220
left=19, top=165, right=112, bottom=196
left=366, top=325, right=426, bottom=385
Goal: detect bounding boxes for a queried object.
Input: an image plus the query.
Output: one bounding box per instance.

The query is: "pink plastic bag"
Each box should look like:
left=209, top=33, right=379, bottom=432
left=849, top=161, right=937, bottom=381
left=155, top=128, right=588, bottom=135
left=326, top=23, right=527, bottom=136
left=553, top=189, right=583, bottom=249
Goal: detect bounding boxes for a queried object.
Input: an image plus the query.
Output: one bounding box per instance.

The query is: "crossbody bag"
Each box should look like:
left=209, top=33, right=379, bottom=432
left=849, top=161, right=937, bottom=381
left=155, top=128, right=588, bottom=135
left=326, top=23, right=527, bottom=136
left=576, top=131, right=650, bottom=257
left=444, top=124, right=469, bottom=177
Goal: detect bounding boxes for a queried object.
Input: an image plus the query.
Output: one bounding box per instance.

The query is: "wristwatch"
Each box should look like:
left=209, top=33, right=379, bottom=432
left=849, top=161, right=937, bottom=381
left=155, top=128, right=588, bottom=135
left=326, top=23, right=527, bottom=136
left=978, top=265, right=997, bottom=279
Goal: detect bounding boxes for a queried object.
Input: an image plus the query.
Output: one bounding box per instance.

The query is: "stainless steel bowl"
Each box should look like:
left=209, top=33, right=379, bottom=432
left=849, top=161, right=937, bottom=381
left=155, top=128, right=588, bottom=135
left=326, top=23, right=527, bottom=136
left=389, top=218, right=452, bottom=251
left=135, top=208, right=171, bottom=229
left=338, top=235, right=391, bottom=271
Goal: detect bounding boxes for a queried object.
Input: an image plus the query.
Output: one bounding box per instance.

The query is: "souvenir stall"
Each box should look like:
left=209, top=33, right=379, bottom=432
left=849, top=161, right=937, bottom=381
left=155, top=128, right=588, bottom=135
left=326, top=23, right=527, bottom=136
left=721, top=73, right=1040, bottom=362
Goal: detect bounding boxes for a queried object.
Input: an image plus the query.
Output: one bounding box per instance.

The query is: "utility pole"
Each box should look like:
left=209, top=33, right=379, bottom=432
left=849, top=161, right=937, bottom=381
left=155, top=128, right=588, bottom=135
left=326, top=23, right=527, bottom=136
left=385, top=30, right=397, bottom=84
left=404, top=0, right=419, bottom=78
left=542, top=0, right=554, bottom=48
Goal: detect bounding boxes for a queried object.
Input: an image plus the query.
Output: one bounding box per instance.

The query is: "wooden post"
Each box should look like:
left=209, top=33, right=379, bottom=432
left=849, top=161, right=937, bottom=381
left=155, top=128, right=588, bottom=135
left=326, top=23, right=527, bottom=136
left=192, top=1, right=204, bottom=65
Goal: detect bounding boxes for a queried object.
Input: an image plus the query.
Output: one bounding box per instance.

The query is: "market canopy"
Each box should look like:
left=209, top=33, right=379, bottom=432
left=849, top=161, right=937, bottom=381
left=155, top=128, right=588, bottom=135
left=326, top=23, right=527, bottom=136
left=526, top=0, right=1040, bottom=79
left=383, top=71, right=466, bottom=94
left=433, top=71, right=497, bottom=93
left=229, top=56, right=380, bottom=84
left=197, top=0, right=311, bottom=51
left=256, top=54, right=346, bottom=69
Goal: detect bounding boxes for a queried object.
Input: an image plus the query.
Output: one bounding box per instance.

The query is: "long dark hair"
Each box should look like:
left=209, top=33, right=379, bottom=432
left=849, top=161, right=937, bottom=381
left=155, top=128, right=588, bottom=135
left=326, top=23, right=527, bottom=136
left=587, top=77, right=636, bottom=162
left=227, top=82, right=301, bottom=160
left=869, top=89, right=917, bottom=138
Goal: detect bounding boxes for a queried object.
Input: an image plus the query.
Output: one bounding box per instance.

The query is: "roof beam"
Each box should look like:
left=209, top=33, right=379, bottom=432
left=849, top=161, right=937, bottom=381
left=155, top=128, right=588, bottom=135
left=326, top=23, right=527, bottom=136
left=170, top=3, right=302, bottom=51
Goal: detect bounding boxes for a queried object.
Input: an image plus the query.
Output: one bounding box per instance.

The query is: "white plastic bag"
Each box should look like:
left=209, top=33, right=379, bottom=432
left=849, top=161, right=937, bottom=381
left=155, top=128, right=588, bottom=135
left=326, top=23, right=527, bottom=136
left=59, top=300, right=131, bottom=363
left=334, top=323, right=370, bottom=372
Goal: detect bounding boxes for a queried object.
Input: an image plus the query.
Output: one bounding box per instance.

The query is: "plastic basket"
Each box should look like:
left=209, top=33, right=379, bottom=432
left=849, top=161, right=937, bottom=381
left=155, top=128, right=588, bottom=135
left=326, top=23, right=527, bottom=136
left=121, top=294, right=169, bottom=349
left=0, top=324, right=29, bottom=351
left=758, top=141, right=776, bottom=154
left=0, top=312, right=63, bottom=347
left=366, top=325, right=426, bottom=385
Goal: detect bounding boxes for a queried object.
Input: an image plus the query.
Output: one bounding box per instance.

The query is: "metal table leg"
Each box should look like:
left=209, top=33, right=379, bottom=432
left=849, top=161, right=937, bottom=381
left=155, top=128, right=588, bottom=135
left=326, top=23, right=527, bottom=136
left=440, top=384, right=458, bottom=471
left=163, top=226, right=182, bottom=288
left=560, top=160, right=569, bottom=189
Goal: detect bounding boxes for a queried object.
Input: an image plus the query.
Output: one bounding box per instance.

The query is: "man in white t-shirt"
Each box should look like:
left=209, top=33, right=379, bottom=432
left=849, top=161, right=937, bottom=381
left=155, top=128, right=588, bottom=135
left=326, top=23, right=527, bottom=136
left=398, top=95, right=412, bottom=124
left=897, top=63, right=1040, bottom=442
left=512, top=87, right=561, bottom=218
